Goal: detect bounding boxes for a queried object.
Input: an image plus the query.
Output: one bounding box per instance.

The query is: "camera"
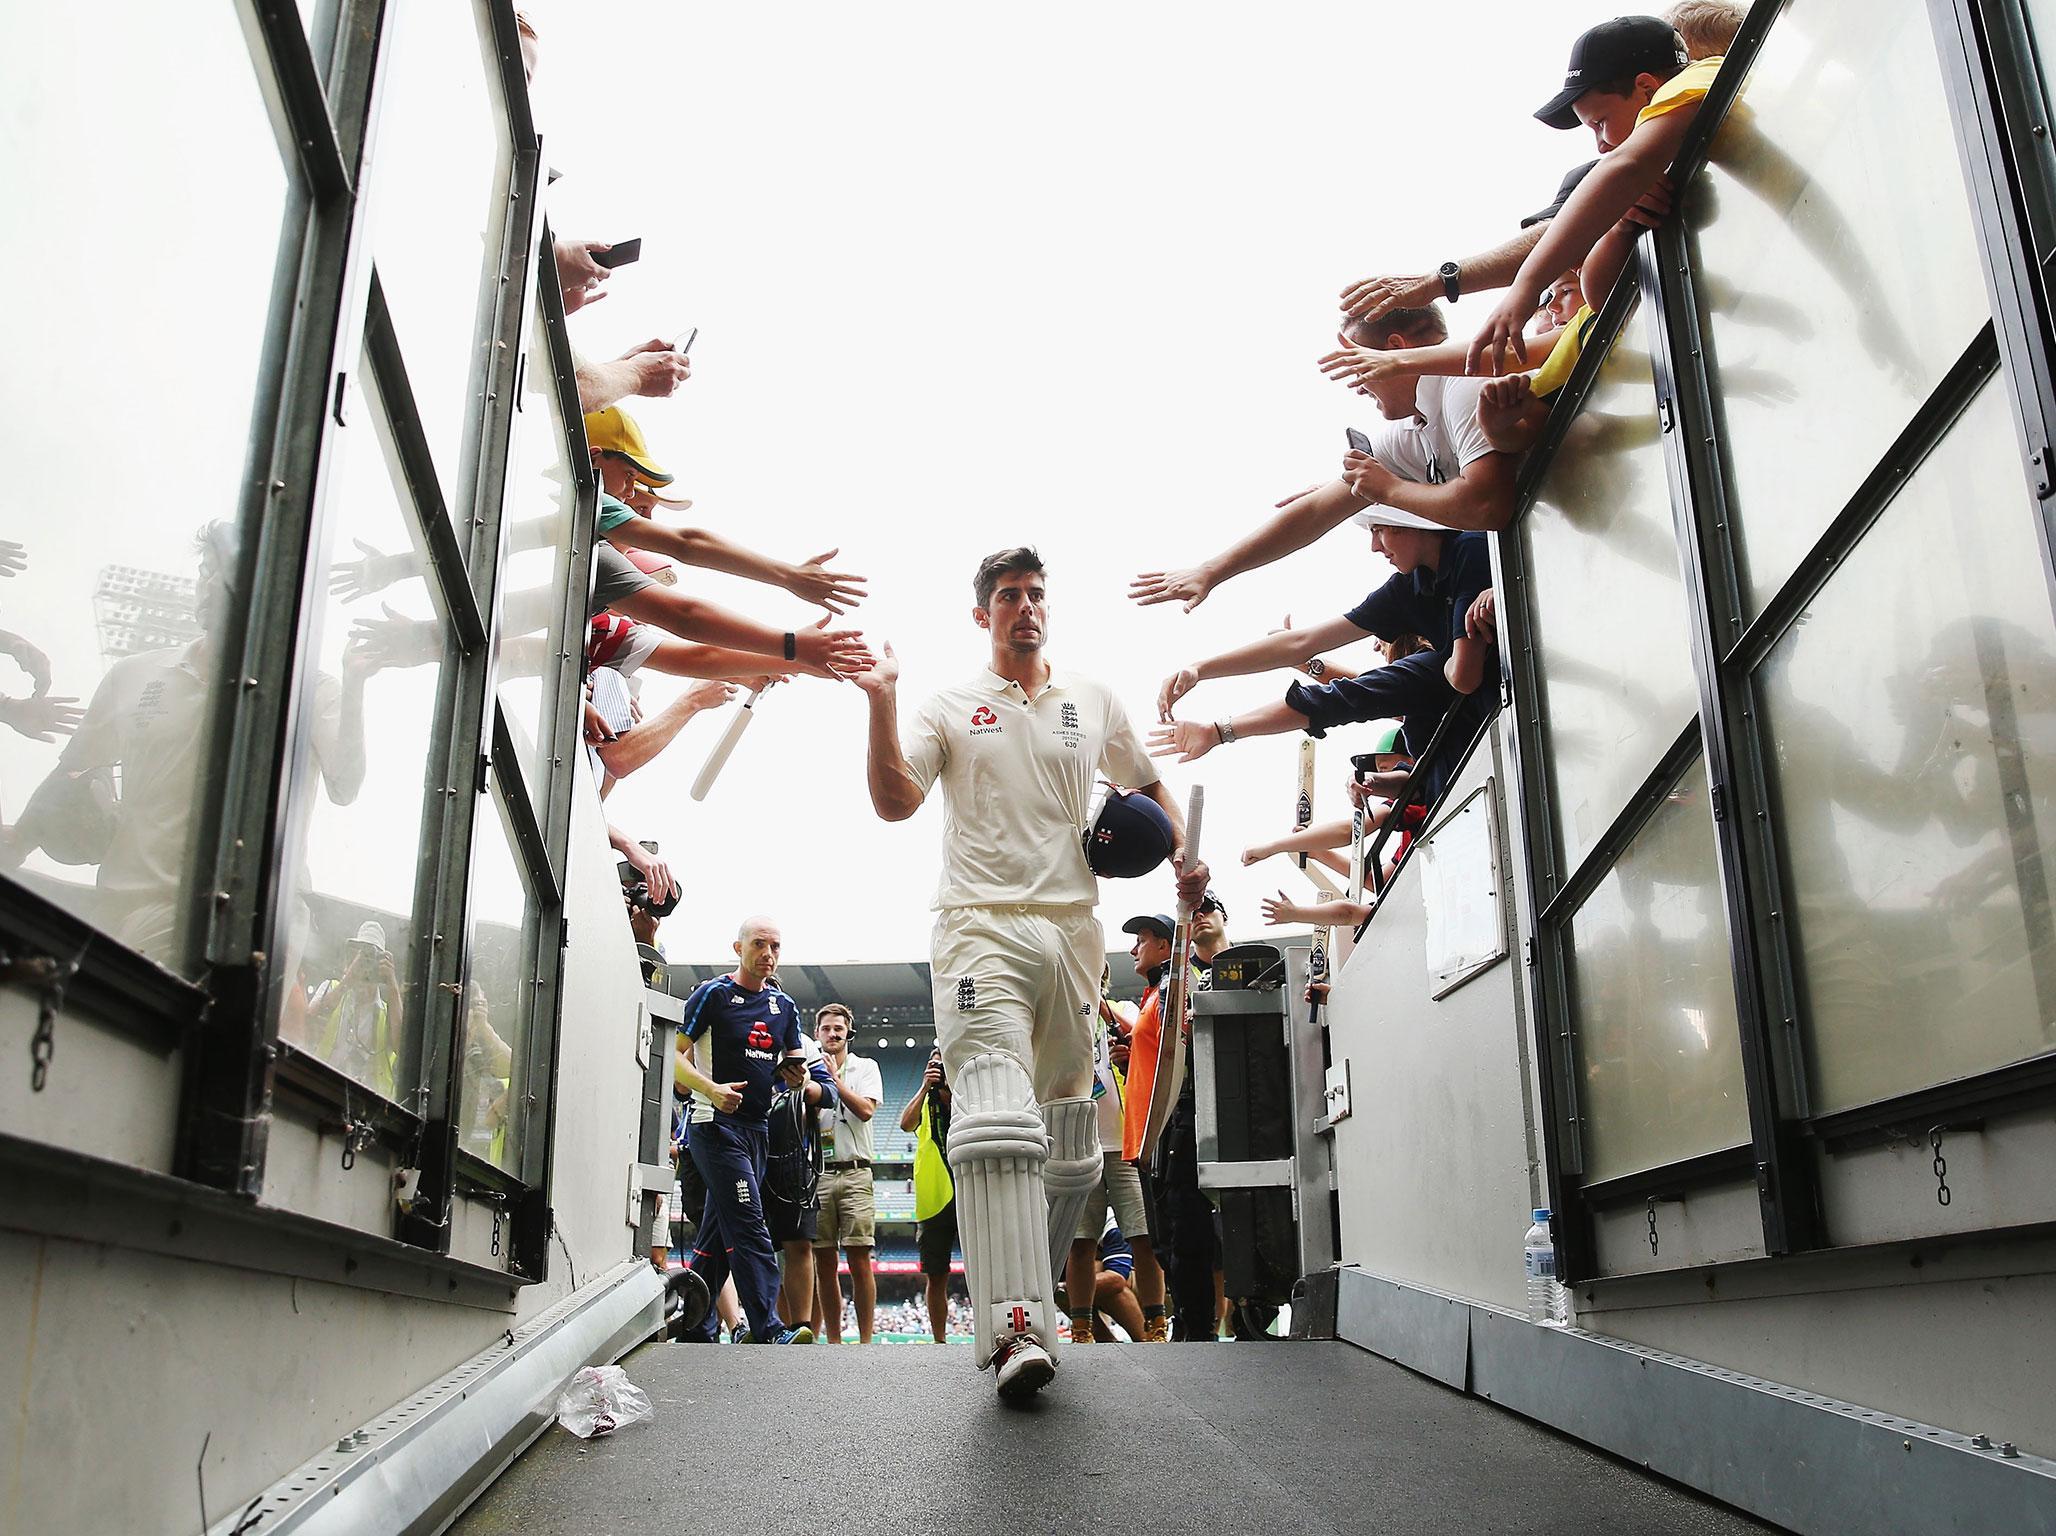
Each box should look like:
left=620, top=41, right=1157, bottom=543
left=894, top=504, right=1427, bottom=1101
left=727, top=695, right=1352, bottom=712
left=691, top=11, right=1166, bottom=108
left=617, top=857, right=681, bottom=918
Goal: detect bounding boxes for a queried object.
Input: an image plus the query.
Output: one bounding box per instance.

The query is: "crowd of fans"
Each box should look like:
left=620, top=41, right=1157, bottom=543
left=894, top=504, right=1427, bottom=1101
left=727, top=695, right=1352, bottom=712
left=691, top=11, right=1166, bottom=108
left=633, top=3, right=1749, bottom=1347
left=1138, top=0, right=1742, bottom=938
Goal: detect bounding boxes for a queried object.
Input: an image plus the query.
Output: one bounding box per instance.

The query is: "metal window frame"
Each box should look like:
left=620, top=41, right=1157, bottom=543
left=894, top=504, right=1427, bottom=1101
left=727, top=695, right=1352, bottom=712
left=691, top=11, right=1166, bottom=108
left=0, top=0, right=582, bottom=1290
left=1501, top=0, right=2056, bottom=1282
left=396, top=0, right=550, bottom=1266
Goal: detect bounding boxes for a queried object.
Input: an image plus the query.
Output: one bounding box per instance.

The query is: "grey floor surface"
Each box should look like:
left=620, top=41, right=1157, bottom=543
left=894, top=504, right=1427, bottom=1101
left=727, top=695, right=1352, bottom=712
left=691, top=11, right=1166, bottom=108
left=453, top=1338, right=1784, bottom=1536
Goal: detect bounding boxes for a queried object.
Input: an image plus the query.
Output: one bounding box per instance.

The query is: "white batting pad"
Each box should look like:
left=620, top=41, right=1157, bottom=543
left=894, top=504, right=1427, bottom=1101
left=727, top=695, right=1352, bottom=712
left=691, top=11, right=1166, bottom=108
left=947, top=1052, right=1055, bottom=1366
left=1041, top=1096, right=1102, bottom=1287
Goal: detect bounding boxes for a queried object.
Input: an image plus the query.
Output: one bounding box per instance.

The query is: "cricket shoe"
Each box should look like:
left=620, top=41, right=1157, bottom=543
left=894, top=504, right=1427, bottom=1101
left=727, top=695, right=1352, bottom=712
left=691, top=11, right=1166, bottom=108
left=763, top=1325, right=814, bottom=1344
left=992, top=1334, right=1056, bottom=1400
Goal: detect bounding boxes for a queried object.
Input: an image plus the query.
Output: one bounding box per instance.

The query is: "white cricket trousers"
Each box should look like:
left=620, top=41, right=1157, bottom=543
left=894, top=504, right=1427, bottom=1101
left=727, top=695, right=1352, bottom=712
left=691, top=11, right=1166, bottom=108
left=928, top=905, right=1103, bottom=1105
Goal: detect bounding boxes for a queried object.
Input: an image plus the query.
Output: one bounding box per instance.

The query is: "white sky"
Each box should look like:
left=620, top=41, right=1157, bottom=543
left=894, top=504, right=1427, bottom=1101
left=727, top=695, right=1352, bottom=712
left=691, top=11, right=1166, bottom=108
left=527, top=0, right=1626, bottom=966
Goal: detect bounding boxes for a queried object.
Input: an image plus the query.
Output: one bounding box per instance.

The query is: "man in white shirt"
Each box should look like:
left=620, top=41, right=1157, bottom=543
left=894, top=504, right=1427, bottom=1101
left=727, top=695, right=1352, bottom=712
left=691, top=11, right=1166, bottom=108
left=854, top=545, right=1210, bottom=1400
left=811, top=1003, right=884, bottom=1343
left=1128, top=304, right=1519, bottom=614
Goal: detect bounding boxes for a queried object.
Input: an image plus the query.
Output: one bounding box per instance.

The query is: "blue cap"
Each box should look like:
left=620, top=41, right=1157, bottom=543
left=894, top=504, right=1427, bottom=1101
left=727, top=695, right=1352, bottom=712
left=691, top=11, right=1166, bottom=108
left=1121, top=914, right=1177, bottom=942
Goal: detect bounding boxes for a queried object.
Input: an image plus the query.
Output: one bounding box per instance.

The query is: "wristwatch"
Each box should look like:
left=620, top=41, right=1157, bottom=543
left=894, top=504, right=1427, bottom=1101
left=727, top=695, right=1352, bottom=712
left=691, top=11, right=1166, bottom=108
left=1304, top=658, right=1328, bottom=680
left=1438, top=260, right=1461, bottom=302
left=782, top=631, right=797, bottom=662
left=1215, top=718, right=1238, bottom=745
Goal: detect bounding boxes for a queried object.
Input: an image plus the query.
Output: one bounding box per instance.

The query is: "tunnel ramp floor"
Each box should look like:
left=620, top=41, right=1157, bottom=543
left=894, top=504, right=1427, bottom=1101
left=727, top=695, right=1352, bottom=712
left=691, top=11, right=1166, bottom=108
left=454, top=1338, right=1781, bottom=1535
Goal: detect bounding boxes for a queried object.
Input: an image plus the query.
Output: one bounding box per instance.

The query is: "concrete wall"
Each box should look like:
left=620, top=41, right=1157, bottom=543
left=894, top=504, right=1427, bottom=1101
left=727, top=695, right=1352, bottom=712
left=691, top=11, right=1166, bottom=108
left=1325, top=722, right=2056, bottom=1460
left=0, top=763, right=654, bottom=1534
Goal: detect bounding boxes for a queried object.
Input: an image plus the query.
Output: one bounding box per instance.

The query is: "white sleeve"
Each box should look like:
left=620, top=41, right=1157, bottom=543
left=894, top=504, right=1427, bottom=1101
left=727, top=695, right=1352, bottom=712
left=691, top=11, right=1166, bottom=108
left=1434, top=376, right=1497, bottom=469
left=899, top=696, right=948, bottom=795
left=1097, top=689, right=1158, bottom=791
left=857, top=1057, right=884, bottom=1101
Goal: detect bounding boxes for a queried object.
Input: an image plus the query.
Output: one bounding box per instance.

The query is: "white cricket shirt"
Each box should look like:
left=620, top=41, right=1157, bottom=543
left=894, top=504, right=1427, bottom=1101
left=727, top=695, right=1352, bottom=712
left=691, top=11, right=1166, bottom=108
left=902, top=666, right=1158, bottom=910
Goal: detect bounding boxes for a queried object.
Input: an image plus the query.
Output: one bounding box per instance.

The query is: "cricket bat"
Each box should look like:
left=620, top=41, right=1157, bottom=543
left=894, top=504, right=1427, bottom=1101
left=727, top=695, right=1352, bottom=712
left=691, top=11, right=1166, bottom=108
left=1141, top=785, right=1203, bottom=1165
left=1300, top=741, right=1330, bottom=1023
left=688, top=683, right=772, bottom=802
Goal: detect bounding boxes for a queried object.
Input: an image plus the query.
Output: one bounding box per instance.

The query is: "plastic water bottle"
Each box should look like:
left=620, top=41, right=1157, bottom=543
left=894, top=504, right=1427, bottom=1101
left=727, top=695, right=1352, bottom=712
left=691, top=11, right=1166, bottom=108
left=1524, top=1208, right=1568, bottom=1326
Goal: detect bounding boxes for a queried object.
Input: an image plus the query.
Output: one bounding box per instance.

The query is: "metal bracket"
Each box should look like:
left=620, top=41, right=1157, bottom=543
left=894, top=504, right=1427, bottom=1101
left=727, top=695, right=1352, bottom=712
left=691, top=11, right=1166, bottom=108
left=3, top=941, right=87, bottom=1092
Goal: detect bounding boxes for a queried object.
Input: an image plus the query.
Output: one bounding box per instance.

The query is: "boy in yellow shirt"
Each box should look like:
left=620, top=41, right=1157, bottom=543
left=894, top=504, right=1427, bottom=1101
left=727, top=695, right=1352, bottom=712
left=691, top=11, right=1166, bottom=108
left=1468, top=15, right=1724, bottom=378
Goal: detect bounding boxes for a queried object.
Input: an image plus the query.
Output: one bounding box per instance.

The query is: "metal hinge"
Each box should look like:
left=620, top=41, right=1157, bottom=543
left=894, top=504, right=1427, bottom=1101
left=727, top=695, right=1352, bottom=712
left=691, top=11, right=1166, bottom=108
left=1658, top=395, right=1676, bottom=433
left=1710, top=782, right=1728, bottom=821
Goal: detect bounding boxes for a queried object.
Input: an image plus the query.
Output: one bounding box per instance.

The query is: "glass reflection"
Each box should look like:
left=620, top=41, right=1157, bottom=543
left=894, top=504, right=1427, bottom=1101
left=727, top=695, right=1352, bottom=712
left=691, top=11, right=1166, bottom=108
left=459, top=781, right=534, bottom=1173
left=495, top=304, right=579, bottom=789
left=274, top=372, right=447, bottom=1102
left=1689, top=0, right=1987, bottom=614
left=371, top=0, right=509, bottom=507
left=1523, top=310, right=1700, bottom=876
left=1569, top=753, right=1751, bottom=1182
left=0, top=6, right=288, bottom=973
left=1760, top=382, right=2056, bottom=1112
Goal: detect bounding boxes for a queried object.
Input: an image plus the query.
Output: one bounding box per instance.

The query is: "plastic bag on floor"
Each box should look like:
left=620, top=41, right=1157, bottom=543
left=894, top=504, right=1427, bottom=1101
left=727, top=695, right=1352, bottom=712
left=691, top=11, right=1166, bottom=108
left=553, top=1364, right=653, bottom=1438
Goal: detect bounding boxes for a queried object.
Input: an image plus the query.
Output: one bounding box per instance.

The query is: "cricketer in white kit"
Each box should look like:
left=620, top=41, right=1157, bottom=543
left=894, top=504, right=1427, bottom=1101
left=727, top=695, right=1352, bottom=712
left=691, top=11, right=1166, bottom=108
left=853, top=546, right=1209, bottom=1399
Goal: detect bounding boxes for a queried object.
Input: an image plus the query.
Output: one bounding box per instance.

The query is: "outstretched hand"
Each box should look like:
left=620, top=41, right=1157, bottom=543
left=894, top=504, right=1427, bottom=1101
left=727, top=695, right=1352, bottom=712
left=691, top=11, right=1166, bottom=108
left=1260, top=888, right=1316, bottom=927
left=1339, top=271, right=1435, bottom=323
left=1317, top=343, right=1406, bottom=389
left=785, top=549, right=869, bottom=614
left=1129, top=566, right=1215, bottom=612
left=1465, top=288, right=1538, bottom=378
left=1157, top=667, right=1199, bottom=723
left=330, top=538, right=409, bottom=602
left=794, top=622, right=872, bottom=679
left=1148, top=719, right=1218, bottom=763
left=849, top=639, right=901, bottom=696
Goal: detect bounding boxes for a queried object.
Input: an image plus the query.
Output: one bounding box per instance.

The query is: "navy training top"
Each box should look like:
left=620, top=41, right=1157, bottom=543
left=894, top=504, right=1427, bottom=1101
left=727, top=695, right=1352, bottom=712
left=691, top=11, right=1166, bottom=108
left=1343, top=529, right=1493, bottom=658
left=680, top=973, right=803, bottom=1122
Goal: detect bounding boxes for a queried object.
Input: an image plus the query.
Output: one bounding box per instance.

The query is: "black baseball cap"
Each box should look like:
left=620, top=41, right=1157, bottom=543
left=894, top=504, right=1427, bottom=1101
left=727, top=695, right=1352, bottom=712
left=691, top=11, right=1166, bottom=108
left=1521, top=160, right=1598, bottom=228
left=1534, top=16, right=1688, bottom=130
left=1122, top=914, right=1176, bottom=942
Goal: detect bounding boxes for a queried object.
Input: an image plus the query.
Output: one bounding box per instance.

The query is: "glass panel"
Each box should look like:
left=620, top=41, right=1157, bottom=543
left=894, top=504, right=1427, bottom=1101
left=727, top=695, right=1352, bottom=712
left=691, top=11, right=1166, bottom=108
left=1568, top=753, right=1751, bottom=1182
left=459, top=779, right=536, bottom=1173
left=1690, top=0, right=1988, bottom=616
left=495, top=303, right=578, bottom=790
left=1759, top=381, right=2056, bottom=1112
left=274, top=371, right=448, bottom=1103
left=0, top=7, right=289, bottom=974
left=370, top=0, right=509, bottom=509
left=1523, top=305, right=1700, bottom=876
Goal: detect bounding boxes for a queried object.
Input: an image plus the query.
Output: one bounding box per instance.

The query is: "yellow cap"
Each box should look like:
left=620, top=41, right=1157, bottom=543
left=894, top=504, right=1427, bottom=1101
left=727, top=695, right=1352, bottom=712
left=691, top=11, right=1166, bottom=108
left=583, top=406, right=673, bottom=485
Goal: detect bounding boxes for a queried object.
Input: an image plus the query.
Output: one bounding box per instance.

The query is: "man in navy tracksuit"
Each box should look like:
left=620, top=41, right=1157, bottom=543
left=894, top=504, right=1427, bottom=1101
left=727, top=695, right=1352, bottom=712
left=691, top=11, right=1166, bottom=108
left=677, top=915, right=813, bottom=1344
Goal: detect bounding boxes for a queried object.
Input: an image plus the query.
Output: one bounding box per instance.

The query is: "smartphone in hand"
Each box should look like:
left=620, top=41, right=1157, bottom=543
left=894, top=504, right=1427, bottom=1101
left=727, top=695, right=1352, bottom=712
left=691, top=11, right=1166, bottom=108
left=593, top=237, right=643, bottom=269
left=1345, top=427, right=1374, bottom=455
left=671, top=327, right=697, bottom=355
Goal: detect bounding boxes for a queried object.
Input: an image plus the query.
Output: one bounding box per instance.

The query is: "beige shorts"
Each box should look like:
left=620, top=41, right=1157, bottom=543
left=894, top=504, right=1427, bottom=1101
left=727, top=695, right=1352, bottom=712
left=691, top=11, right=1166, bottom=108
left=1077, top=1150, right=1150, bottom=1241
left=815, top=1164, right=875, bottom=1249
left=929, top=904, right=1104, bottom=1104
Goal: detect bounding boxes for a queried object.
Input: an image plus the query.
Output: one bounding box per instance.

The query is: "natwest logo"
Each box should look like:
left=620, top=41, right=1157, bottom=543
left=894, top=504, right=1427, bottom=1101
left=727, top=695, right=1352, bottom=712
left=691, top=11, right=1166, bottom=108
left=746, top=1021, right=775, bottom=1050
left=969, top=706, right=998, bottom=727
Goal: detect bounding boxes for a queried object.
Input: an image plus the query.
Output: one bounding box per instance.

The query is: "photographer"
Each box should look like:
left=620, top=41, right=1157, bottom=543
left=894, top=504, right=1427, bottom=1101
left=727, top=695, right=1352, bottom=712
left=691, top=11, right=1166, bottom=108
left=812, top=1005, right=882, bottom=1343
left=899, top=1045, right=957, bottom=1344
left=305, top=919, right=403, bottom=1098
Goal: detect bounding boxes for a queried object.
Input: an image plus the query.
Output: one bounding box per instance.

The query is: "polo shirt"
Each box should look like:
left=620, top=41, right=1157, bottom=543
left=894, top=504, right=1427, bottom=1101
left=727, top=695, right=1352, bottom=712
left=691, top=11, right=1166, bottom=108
left=819, top=1051, right=884, bottom=1162
left=1639, top=55, right=1722, bottom=125
left=901, top=666, right=1157, bottom=910
left=1342, top=531, right=1493, bottom=659
left=680, top=973, right=802, bottom=1123
left=597, top=492, right=637, bottom=533
left=1350, top=374, right=1498, bottom=534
